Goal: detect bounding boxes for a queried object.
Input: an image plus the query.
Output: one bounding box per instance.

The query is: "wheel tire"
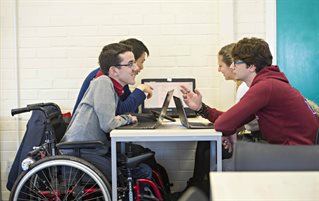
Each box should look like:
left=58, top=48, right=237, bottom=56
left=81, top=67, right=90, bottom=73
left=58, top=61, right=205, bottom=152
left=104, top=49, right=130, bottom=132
left=10, top=155, right=112, bottom=201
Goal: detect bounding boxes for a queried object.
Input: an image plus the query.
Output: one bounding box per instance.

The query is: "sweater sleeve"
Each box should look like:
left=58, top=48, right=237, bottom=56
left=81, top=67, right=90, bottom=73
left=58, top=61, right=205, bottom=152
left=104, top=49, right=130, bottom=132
left=205, top=106, right=224, bottom=123
left=116, top=87, right=146, bottom=114
left=215, top=81, right=271, bottom=135
left=92, top=77, right=132, bottom=132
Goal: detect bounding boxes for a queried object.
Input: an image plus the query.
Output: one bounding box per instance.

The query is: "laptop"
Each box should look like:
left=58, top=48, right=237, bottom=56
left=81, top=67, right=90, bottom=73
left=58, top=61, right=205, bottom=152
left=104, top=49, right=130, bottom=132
left=117, top=89, right=174, bottom=129
left=141, top=78, right=196, bottom=117
left=173, top=96, right=214, bottom=129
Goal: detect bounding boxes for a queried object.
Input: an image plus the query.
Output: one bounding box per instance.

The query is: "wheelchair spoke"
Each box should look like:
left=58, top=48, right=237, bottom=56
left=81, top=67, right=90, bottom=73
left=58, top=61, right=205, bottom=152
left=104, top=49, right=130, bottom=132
left=74, top=178, right=94, bottom=200
left=11, top=156, right=111, bottom=201
left=83, top=195, right=106, bottom=201
left=16, top=186, right=48, bottom=201
left=41, top=168, right=59, bottom=197
left=75, top=181, right=100, bottom=200
left=62, top=166, right=81, bottom=201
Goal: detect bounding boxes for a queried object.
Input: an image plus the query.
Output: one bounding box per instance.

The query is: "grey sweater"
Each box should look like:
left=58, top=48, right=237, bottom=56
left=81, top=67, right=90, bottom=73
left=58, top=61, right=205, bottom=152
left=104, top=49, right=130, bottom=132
left=62, top=75, right=133, bottom=144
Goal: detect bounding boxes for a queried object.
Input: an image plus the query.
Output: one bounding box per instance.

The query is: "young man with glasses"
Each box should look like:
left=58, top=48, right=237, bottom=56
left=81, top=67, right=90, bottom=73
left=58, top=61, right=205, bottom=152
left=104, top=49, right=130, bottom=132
left=184, top=43, right=263, bottom=196
left=73, top=38, right=153, bottom=115
left=61, top=43, right=151, bottom=181
left=181, top=37, right=319, bottom=145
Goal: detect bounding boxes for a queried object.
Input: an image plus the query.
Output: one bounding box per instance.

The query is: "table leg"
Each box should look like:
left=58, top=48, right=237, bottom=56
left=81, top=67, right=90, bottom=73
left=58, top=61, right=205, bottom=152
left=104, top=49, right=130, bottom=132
left=111, top=139, right=118, bottom=201
left=210, top=141, right=216, bottom=171
left=210, top=139, right=222, bottom=171
left=121, top=142, right=126, bottom=153
left=216, top=138, right=222, bottom=171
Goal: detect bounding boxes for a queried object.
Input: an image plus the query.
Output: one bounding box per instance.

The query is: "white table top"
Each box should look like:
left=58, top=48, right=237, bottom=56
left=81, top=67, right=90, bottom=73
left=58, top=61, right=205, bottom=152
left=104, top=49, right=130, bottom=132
left=110, top=119, right=223, bottom=201
left=111, top=120, right=222, bottom=140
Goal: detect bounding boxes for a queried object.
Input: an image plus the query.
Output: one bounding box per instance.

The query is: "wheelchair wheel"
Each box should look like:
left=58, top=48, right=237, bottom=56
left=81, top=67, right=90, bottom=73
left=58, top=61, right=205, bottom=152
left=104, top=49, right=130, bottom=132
left=10, top=155, right=111, bottom=201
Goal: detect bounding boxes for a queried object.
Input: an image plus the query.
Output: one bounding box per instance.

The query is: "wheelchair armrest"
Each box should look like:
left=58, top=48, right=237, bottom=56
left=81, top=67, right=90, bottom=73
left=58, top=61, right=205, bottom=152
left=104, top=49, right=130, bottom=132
left=56, top=141, right=105, bottom=149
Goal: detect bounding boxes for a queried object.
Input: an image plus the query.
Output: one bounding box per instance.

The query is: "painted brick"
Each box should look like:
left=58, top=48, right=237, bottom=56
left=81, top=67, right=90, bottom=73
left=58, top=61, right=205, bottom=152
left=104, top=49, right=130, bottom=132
left=0, top=0, right=269, bottom=198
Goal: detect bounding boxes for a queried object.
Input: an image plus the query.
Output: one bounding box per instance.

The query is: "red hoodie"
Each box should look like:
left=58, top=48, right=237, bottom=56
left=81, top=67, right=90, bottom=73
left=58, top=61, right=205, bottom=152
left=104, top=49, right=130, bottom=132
left=209, top=66, right=319, bottom=145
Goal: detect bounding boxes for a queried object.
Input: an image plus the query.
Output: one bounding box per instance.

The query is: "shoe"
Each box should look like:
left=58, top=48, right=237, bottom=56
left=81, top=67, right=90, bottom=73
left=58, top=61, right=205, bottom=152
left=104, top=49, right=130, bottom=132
left=183, top=177, right=210, bottom=198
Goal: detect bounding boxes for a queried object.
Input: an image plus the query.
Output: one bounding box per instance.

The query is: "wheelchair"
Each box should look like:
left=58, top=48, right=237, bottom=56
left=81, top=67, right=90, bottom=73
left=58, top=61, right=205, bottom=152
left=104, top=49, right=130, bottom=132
left=9, top=103, right=168, bottom=201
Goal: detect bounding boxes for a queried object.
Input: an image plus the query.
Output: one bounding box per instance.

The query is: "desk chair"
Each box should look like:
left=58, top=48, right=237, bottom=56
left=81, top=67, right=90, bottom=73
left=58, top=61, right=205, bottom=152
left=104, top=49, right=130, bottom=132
left=234, top=141, right=319, bottom=171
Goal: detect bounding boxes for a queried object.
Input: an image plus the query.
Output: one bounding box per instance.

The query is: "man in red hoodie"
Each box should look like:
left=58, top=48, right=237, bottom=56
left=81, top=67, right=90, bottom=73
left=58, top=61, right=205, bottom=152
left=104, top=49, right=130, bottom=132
left=181, top=37, right=319, bottom=145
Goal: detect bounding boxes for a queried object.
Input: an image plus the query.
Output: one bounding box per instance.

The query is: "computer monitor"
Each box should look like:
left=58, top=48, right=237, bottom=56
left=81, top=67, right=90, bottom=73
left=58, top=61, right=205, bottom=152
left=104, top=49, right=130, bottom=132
left=141, top=78, right=196, bottom=117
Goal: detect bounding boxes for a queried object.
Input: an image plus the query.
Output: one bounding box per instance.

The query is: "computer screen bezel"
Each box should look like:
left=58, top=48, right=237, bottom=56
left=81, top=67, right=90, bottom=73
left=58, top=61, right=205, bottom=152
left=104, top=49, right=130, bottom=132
left=141, top=78, right=196, bottom=117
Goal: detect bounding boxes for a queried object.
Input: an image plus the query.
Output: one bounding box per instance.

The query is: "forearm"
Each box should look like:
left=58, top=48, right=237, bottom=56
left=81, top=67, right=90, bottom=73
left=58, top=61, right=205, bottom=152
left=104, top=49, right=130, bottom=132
left=196, top=103, right=224, bottom=123
left=116, top=89, right=146, bottom=114
left=215, top=82, right=269, bottom=135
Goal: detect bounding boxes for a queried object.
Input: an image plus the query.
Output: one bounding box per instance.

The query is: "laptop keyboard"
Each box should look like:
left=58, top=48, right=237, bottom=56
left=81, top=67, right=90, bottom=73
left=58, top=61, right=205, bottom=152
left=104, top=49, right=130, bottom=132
left=117, top=121, right=160, bottom=129
left=133, top=113, right=157, bottom=122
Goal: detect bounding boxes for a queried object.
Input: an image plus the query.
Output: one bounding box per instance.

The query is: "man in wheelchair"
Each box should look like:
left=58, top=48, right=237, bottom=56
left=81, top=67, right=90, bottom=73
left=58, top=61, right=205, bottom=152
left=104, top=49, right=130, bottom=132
left=60, top=42, right=152, bottom=181
left=8, top=42, right=171, bottom=201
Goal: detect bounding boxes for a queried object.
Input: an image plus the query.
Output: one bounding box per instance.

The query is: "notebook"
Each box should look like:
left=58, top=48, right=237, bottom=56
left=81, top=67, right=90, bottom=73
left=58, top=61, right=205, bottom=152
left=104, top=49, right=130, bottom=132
left=117, top=89, right=174, bottom=129
left=141, top=78, right=196, bottom=117
left=173, top=96, right=214, bottom=129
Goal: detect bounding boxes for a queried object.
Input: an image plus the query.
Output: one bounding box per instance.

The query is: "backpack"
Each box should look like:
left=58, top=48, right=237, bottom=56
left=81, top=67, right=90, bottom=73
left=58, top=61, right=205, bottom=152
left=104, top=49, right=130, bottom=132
left=126, top=143, right=171, bottom=194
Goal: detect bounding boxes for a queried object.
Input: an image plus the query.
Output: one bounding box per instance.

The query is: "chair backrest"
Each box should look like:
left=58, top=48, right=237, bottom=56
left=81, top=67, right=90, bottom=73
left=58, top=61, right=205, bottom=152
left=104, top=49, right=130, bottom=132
left=234, top=141, right=319, bottom=171
left=7, top=103, right=67, bottom=191
left=46, top=105, right=67, bottom=143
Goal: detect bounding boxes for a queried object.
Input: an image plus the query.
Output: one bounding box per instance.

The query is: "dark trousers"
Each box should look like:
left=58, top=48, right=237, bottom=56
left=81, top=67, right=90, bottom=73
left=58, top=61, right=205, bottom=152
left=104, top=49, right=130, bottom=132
left=189, top=131, right=263, bottom=186
left=62, top=144, right=153, bottom=183
left=191, top=141, right=210, bottom=183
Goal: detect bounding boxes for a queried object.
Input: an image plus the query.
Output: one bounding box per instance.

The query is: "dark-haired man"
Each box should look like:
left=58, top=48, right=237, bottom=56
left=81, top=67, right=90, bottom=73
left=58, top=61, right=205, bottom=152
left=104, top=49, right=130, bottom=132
left=71, top=39, right=171, bottom=189
left=62, top=43, right=146, bottom=180
left=181, top=37, right=319, bottom=145
left=73, top=38, right=152, bottom=115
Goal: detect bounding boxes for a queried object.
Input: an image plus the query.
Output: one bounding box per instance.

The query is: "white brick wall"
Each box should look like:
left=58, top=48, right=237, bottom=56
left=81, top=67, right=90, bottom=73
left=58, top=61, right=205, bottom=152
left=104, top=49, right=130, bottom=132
left=0, top=0, right=271, bottom=199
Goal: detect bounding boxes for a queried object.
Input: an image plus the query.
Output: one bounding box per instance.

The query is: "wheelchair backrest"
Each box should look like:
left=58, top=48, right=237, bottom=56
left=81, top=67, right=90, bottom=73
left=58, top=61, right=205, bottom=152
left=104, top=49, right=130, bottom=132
left=7, top=103, right=67, bottom=191
left=44, top=105, right=67, bottom=143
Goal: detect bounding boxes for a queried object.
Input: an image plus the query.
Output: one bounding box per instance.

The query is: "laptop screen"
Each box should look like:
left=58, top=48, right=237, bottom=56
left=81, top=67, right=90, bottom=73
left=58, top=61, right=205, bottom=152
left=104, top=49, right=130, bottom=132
left=141, top=78, right=196, bottom=117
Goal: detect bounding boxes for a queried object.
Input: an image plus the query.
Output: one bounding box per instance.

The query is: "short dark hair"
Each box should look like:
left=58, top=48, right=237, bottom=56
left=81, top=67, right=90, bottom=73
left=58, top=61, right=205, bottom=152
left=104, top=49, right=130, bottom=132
left=119, top=38, right=149, bottom=60
left=99, top=43, right=132, bottom=75
left=232, top=37, right=273, bottom=73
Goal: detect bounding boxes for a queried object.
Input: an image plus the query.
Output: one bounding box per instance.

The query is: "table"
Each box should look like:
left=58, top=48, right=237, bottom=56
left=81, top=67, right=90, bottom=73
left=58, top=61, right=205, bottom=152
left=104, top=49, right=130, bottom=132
left=111, top=120, right=222, bottom=201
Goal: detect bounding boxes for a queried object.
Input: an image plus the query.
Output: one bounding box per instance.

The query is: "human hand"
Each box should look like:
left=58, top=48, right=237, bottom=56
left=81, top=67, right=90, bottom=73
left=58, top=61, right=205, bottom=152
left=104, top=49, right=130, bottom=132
left=128, top=114, right=138, bottom=124
left=137, top=84, right=153, bottom=99
left=222, top=136, right=233, bottom=153
left=180, top=85, right=203, bottom=111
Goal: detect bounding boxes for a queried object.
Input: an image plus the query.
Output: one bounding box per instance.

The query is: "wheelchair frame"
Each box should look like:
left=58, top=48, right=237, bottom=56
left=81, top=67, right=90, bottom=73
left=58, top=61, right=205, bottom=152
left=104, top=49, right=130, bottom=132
left=9, top=103, right=167, bottom=201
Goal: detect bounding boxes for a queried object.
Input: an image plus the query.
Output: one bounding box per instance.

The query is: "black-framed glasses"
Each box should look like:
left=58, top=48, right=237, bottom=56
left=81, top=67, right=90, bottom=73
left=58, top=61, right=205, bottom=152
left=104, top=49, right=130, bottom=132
left=234, top=60, right=246, bottom=66
left=115, top=61, right=136, bottom=68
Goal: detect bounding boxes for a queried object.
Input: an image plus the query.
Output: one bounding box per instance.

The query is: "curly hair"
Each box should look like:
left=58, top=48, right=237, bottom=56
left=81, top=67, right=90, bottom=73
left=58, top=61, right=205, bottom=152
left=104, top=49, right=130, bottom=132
left=231, top=37, right=273, bottom=73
